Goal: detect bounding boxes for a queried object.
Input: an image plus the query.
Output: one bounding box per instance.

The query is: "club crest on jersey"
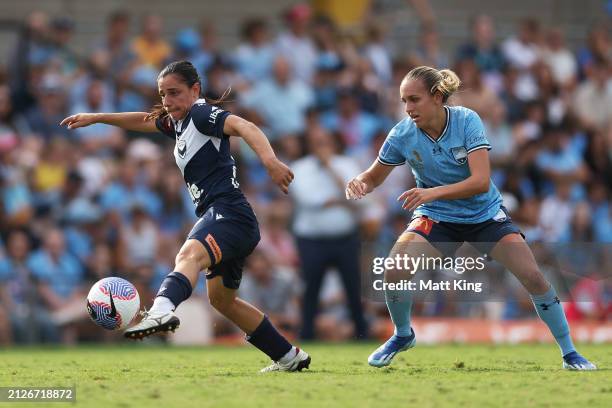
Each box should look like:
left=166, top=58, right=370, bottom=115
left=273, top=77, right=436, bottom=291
left=451, top=146, right=467, bottom=164
left=408, top=150, right=424, bottom=170
left=177, top=137, right=187, bottom=158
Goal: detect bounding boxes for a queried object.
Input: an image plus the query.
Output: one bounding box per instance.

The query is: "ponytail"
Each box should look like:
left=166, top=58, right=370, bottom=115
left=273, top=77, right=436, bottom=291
left=403, top=66, right=461, bottom=103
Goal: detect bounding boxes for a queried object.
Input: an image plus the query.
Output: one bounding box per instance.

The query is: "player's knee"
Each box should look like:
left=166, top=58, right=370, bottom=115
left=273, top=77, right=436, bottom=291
left=175, top=241, right=209, bottom=270
left=384, top=268, right=404, bottom=284
left=384, top=257, right=417, bottom=283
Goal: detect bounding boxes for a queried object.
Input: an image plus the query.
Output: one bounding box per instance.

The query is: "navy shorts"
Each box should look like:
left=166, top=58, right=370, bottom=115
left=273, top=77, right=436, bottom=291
left=403, top=206, right=523, bottom=257
left=187, top=201, right=260, bottom=289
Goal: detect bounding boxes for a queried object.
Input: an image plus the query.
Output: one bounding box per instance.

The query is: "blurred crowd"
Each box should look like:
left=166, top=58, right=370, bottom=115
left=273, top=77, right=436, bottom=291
left=0, top=3, right=610, bottom=345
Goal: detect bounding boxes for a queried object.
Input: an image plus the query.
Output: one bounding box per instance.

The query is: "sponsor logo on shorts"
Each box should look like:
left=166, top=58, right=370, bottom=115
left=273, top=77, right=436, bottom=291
left=205, top=234, right=223, bottom=264
left=407, top=217, right=434, bottom=236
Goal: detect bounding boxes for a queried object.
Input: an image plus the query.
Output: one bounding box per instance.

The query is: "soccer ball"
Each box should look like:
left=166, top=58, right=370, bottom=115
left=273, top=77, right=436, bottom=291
left=86, top=277, right=140, bottom=330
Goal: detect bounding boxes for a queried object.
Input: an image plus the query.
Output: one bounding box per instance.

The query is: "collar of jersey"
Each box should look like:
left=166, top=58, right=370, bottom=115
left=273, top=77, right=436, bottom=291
left=419, top=106, right=450, bottom=144
left=171, top=111, right=192, bottom=136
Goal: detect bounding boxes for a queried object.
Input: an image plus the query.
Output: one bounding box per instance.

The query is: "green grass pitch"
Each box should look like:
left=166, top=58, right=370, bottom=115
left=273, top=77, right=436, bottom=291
left=1, top=343, right=611, bottom=407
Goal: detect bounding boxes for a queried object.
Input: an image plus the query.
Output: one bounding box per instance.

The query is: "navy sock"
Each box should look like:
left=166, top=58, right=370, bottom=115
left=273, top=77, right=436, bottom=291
left=156, top=272, right=193, bottom=309
left=246, top=316, right=293, bottom=361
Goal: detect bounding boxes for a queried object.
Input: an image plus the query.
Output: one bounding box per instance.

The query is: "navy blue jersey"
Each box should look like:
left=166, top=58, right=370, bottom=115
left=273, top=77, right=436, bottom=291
left=156, top=99, right=245, bottom=216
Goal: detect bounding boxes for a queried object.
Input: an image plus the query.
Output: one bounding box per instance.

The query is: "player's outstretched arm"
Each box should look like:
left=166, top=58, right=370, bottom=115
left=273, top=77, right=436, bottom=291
left=60, top=112, right=158, bottom=133
left=346, top=159, right=394, bottom=200
left=223, top=114, right=294, bottom=194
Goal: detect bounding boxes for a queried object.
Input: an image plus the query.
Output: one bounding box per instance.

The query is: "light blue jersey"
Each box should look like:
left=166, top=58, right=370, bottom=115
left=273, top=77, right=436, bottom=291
left=378, top=106, right=502, bottom=223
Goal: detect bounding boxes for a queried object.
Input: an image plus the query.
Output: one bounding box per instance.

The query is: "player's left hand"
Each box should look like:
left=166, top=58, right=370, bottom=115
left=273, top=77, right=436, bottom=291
left=266, top=158, right=294, bottom=194
left=397, top=188, right=438, bottom=211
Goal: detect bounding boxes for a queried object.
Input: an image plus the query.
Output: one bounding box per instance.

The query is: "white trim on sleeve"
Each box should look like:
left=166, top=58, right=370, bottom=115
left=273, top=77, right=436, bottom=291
left=467, top=145, right=491, bottom=154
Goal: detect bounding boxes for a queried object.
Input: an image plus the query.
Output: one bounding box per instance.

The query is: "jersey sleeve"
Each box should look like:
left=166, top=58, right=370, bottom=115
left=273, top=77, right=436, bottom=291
left=464, top=109, right=491, bottom=154
left=155, top=115, right=175, bottom=139
left=377, top=126, right=406, bottom=166
left=191, top=102, right=231, bottom=139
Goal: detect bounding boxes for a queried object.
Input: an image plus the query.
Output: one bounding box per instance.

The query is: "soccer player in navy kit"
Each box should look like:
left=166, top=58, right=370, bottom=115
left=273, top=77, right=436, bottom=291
left=346, top=66, right=596, bottom=370
left=62, top=60, right=310, bottom=372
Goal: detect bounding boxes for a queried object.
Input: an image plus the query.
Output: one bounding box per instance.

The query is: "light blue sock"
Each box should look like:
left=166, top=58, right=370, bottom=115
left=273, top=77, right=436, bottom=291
left=530, top=285, right=575, bottom=356
left=384, top=288, right=413, bottom=337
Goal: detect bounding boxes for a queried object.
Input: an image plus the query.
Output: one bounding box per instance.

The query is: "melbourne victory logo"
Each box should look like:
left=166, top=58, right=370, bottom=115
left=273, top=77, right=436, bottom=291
left=177, top=136, right=187, bottom=158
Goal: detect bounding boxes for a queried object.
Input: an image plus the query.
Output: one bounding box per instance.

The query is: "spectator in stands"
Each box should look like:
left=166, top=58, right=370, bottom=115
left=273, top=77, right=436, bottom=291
left=412, top=24, right=449, bottom=70
left=27, top=228, right=84, bottom=305
left=233, top=18, right=276, bottom=83
left=587, top=180, right=612, bottom=243
left=131, top=14, right=171, bottom=69
left=502, top=18, right=542, bottom=101
left=24, top=74, right=70, bottom=141
left=31, top=137, right=70, bottom=206
left=451, top=58, right=501, bottom=121
left=170, top=29, right=201, bottom=65
left=311, top=15, right=343, bottom=81
left=535, top=124, right=589, bottom=196
left=541, top=27, right=577, bottom=89
left=118, top=205, right=160, bottom=269
left=573, top=58, right=612, bottom=132
left=70, top=78, right=124, bottom=152
left=276, top=3, right=317, bottom=83
left=312, top=57, right=342, bottom=112
left=99, top=159, right=162, bottom=220
left=456, top=14, right=506, bottom=90
left=93, top=10, right=134, bottom=74
left=46, top=17, right=78, bottom=77
left=8, top=11, right=52, bottom=112
left=362, top=22, right=393, bottom=84
left=27, top=228, right=85, bottom=343
left=240, top=56, right=314, bottom=139
left=191, top=20, right=225, bottom=77
left=576, top=23, right=612, bottom=78
left=320, top=87, right=382, bottom=160
left=537, top=179, right=574, bottom=242
left=560, top=201, right=594, bottom=242
left=0, top=84, right=31, bottom=146
left=0, top=151, right=33, bottom=229
left=258, top=199, right=299, bottom=269
left=290, top=126, right=368, bottom=340
left=0, top=229, right=59, bottom=343
left=483, top=102, right=514, bottom=167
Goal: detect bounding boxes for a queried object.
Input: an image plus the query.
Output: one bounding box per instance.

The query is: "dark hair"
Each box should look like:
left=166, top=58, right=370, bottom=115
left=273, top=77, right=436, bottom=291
left=145, top=60, right=230, bottom=121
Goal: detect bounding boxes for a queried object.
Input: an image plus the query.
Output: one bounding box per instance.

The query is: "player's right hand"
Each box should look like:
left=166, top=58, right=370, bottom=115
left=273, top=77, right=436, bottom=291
left=266, top=158, right=294, bottom=195
left=346, top=177, right=368, bottom=200
left=60, top=113, right=99, bottom=129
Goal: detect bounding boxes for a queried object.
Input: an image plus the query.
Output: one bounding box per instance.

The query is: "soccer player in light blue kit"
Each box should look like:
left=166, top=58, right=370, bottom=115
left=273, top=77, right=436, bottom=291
left=346, top=66, right=596, bottom=370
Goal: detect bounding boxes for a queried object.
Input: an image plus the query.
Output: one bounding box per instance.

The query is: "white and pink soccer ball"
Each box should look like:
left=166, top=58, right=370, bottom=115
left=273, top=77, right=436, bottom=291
left=86, top=277, right=140, bottom=330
